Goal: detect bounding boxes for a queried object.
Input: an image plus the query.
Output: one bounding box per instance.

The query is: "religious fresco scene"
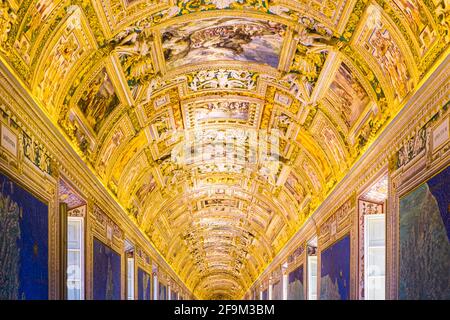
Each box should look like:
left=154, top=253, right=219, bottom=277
left=0, top=0, right=448, bottom=302
left=325, top=62, right=371, bottom=129
left=161, top=17, right=286, bottom=69
left=77, top=68, right=120, bottom=134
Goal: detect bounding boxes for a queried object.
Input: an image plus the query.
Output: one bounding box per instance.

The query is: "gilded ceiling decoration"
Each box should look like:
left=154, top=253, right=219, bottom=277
left=0, top=0, right=448, bottom=299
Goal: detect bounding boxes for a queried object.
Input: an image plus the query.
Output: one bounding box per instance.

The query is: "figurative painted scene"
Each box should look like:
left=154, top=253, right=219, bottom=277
left=285, top=172, right=305, bottom=206
left=391, top=0, right=436, bottom=54
left=77, top=68, right=120, bottom=133
left=194, top=101, right=250, bottom=122
left=328, top=62, right=370, bottom=128
left=161, top=17, right=286, bottom=69
left=362, top=19, right=412, bottom=99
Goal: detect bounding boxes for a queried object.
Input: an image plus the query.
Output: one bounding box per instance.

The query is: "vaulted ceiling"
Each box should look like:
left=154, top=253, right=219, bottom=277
left=0, top=0, right=448, bottom=299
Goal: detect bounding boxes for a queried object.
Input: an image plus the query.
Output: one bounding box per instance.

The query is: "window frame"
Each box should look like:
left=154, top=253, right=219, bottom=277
left=307, top=255, right=317, bottom=300
left=67, top=216, right=85, bottom=300
left=127, top=257, right=135, bottom=300
left=364, top=213, right=386, bottom=300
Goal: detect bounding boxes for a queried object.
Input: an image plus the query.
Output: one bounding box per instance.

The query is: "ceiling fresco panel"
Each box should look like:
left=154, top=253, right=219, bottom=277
left=159, top=17, right=287, bottom=70
left=327, top=62, right=371, bottom=128
left=32, top=6, right=97, bottom=115
left=95, top=114, right=135, bottom=177
left=352, top=4, right=416, bottom=101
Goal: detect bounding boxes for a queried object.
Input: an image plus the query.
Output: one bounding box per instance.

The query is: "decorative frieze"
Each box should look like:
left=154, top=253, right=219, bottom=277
left=271, top=265, right=282, bottom=281
left=22, top=132, right=54, bottom=176
left=0, top=103, right=56, bottom=176
left=395, top=104, right=449, bottom=171
left=93, top=204, right=124, bottom=241
left=68, top=205, right=86, bottom=217
left=359, top=199, right=383, bottom=216
left=395, top=125, right=428, bottom=170
left=287, top=243, right=305, bottom=264
left=319, top=197, right=354, bottom=247
left=136, top=246, right=152, bottom=266
left=186, top=69, right=258, bottom=92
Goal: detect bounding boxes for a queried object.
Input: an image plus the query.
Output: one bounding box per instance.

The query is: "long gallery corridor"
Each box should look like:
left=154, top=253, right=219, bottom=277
left=0, top=0, right=449, bottom=302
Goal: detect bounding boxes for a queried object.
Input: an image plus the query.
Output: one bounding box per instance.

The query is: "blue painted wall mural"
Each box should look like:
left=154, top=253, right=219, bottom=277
left=171, top=290, right=178, bottom=300
left=93, top=238, right=121, bottom=300
left=0, top=171, right=48, bottom=300
left=399, top=166, right=450, bottom=299
left=288, top=265, right=304, bottom=300
left=159, top=282, right=167, bottom=300
left=272, top=280, right=282, bottom=300
left=261, top=289, right=268, bottom=300
left=137, top=267, right=151, bottom=300
left=320, top=235, right=350, bottom=300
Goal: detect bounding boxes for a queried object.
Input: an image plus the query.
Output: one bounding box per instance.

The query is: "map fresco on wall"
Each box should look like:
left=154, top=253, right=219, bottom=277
left=93, top=238, right=121, bottom=300
left=261, top=288, right=268, bottom=300
left=272, top=280, right=282, bottom=300
left=0, top=171, right=48, bottom=300
left=171, top=290, right=178, bottom=300
left=137, top=268, right=151, bottom=300
left=399, top=166, right=450, bottom=300
left=159, top=282, right=167, bottom=300
left=288, top=265, right=305, bottom=300
left=77, top=68, right=120, bottom=133
left=161, top=17, right=286, bottom=69
left=320, top=235, right=350, bottom=300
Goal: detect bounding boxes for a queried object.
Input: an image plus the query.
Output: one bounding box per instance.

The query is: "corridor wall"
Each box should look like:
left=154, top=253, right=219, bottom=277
left=247, top=56, right=450, bottom=300
left=0, top=61, right=194, bottom=300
